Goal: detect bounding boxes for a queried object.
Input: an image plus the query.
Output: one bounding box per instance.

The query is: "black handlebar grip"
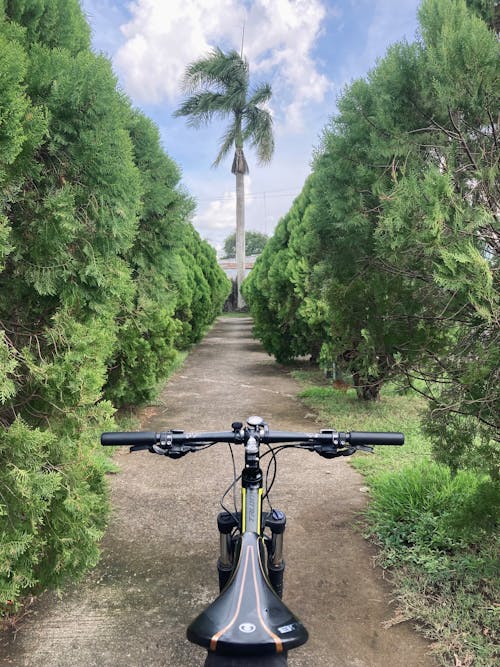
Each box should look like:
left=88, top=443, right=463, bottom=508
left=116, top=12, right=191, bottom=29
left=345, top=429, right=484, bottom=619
left=349, top=431, right=404, bottom=446
left=101, top=431, right=157, bottom=446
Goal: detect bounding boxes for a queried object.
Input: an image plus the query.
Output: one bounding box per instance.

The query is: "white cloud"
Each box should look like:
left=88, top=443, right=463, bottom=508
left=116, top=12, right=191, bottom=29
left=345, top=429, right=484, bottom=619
left=195, top=192, right=235, bottom=230
left=193, top=178, right=254, bottom=252
left=244, top=0, right=330, bottom=130
left=116, top=0, right=241, bottom=102
left=115, top=0, right=330, bottom=130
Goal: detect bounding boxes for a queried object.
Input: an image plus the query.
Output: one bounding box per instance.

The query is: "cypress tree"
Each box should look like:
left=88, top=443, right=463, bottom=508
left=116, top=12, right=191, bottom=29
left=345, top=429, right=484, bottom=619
left=1, top=0, right=231, bottom=612
left=245, top=0, right=498, bottom=472
left=0, top=0, right=144, bottom=610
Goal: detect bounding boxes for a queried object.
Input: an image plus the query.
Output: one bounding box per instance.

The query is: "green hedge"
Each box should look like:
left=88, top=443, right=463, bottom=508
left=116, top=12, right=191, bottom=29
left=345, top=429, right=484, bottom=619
left=0, top=0, right=229, bottom=613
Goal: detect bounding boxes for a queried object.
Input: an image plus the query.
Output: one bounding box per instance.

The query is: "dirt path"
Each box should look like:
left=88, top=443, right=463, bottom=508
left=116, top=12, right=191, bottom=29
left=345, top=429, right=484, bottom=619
left=0, top=317, right=435, bottom=667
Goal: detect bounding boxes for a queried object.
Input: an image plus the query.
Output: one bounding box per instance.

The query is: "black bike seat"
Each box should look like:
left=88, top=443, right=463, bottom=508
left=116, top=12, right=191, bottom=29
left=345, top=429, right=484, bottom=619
left=187, top=532, right=308, bottom=657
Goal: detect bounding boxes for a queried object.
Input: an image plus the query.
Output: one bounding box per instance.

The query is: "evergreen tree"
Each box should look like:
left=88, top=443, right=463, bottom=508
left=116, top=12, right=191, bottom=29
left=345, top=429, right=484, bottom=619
left=0, top=0, right=229, bottom=613
left=5, top=0, right=91, bottom=53
left=243, top=179, right=330, bottom=363
left=104, top=110, right=191, bottom=405
left=245, top=0, right=498, bottom=473
left=376, top=0, right=499, bottom=474
left=0, top=0, right=134, bottom=611
left=176, top=224, right=230, bottom=345
left=222, top=230, right=268, bottom=258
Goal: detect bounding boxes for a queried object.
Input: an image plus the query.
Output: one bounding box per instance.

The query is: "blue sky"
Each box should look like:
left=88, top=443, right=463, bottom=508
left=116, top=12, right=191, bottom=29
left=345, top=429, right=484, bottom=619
left=80, top=0, right=421, bottom=253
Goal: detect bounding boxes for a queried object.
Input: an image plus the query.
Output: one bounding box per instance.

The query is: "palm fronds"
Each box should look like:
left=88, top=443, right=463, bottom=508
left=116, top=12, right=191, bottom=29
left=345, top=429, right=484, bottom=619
left=244, top=106, right=274, bottom=165
left=247, top=82, right=272, bottom=107
left=213, top=120, right=238, bottom=168
left=181, top=48, right=248, bottom=96
left=175, top=48, right=274, bottom=170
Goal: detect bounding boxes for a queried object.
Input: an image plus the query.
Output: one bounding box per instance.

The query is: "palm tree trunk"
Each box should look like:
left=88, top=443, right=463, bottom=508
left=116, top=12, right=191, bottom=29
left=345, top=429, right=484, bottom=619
left=235, top=171, right=245, bottom=309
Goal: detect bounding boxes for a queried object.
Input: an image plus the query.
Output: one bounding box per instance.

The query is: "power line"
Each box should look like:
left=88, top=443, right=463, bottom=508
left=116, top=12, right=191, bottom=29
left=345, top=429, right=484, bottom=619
left=195, top=188, right=302, bottom=204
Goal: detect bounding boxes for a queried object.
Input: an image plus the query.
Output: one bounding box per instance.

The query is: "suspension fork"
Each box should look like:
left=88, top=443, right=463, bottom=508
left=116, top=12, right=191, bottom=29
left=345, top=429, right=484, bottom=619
left=216, top=484, right=287, bottom=597
left=216, top=463, right=263, bottom=591
left=264, top=509, right=286, bottom=599
left=216, top=511, right=238, bottom=591
left=216, top=429, right=287, bottom=597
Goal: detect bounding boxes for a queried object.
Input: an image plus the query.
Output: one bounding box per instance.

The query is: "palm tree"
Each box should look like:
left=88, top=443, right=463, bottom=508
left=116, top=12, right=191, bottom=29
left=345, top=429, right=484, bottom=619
left=175, top=48, right=274, bottom=308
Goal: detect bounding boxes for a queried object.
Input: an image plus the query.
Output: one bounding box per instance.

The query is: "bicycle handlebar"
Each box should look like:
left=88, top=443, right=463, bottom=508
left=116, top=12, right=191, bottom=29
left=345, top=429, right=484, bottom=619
left=101, top=431, right=157, bottom=446
left=101, top=427, right=404, bottom=450
left=349, top=431, right=404, bottom=446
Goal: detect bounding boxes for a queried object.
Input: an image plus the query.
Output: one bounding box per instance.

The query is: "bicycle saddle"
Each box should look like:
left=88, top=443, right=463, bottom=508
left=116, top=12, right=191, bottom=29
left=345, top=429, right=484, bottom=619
left=187, top=532, right=308, bottom=657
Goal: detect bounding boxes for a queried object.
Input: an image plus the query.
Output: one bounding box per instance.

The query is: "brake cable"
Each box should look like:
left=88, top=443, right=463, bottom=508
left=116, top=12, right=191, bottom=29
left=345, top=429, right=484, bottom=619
left=227, top=443, right=238, bottom=517
left=262, top=441, right=277, bottom=509
left=220, top=470, right=242, bottom=527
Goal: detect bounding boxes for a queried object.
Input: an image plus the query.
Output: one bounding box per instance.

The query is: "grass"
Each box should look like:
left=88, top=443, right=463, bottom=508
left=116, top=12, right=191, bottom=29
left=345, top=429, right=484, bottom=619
left=218, top=310, right=251, bottom=318
left=292, top=369, right=432, bottom=477
left=293, top=368, right=499, bottom=667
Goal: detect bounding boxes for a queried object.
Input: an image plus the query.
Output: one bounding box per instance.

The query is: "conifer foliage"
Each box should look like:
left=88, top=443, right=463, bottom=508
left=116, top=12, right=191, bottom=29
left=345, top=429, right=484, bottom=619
left=0, top=0, right=229, bottom=612
left=244, top=0, right=498, bottom=474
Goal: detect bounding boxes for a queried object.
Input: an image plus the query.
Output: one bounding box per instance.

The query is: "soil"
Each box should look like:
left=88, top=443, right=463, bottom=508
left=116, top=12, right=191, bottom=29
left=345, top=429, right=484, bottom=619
left=0, top=317, right=436, bottom=667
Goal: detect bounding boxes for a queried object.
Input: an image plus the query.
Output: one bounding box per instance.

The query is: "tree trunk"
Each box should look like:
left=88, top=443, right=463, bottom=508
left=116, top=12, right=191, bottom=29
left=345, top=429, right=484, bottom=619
left=235, top=171, right=245, bottom=309
left=352, top=372, right=382, bottom=401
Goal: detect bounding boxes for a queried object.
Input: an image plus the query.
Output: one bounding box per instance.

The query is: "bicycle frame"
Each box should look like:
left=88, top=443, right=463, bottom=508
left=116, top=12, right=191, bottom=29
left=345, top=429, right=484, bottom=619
left=215, top=447, right=287, bottom=597
left=186, top=424, right=309, bottom=662
left=101, top=417, right=403, bottom=664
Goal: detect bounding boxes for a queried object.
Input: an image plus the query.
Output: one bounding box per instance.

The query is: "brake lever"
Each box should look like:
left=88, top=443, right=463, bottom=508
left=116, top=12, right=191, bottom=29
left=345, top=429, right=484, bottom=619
left=152, top=443, right=169, bottom=455
left=152, top=442, right=191, bottom=458
left=353, top=444, right=374, bottom=454
left=315, top=443, right=374, bottom=458
left=315, top=444, right=346, bottom=458
left=129, top=444, right=154, bottom=452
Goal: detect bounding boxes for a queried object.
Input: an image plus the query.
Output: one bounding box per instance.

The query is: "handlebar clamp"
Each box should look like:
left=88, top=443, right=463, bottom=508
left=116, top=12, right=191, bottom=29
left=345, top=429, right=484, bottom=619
left=155, top=431, right=190, bottom=459
left=316, top=430, right=349, bottom=458
left=152, top=432, right=172, bottom=456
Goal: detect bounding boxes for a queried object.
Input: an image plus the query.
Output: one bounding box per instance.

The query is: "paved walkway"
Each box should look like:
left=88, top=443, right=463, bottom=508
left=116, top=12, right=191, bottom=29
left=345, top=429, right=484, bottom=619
left=0, top=317, right=434, bottom=666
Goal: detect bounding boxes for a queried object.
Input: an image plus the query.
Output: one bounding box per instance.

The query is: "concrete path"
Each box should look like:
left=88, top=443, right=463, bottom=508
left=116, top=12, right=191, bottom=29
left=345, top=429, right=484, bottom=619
left=0, top=317, right=434, bottom=666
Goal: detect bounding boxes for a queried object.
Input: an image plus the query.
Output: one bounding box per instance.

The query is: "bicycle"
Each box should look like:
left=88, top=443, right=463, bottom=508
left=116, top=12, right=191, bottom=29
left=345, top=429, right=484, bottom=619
left=101, top=416, right=403, bottom=666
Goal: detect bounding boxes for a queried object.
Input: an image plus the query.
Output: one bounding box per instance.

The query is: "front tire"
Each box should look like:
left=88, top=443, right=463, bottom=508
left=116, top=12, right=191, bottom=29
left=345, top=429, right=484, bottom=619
left=204, top=652, right=288, bottom=666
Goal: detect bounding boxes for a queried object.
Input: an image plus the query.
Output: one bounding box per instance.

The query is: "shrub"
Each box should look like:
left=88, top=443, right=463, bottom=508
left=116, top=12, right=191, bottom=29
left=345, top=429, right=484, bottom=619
left=366, top=462, right=499, bottom=665
left=0, top=413, right=115, bottom=614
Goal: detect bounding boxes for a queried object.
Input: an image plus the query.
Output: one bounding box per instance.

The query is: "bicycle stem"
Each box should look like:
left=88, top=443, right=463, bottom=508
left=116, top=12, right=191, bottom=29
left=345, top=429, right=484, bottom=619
left=241, top=434, right=264, bottom=534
